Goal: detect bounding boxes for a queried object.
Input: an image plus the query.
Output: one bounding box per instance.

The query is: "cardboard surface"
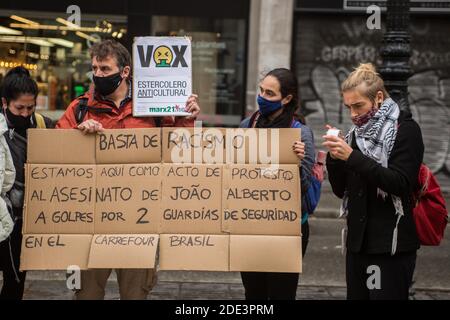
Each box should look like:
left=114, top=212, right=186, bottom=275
left=159, top=234, right=229, bottom=271
left=162, top=127, right=226, bottom=164
left=27, top=129, right=96, bottom=164
left=229, top=235, right=302, bottom=273
left=160, top=164, right=222, bottom=234
left=88, top=234, right=159, bottom=269
left=226, top=128, right=301, bottom=164
left=20, top=234, right=92, bottom=270
left=24, top=164, right=96, bottom=234
left=95, top=129, right=161, bottom=164
left=95, top=164, right=162, bottom=234
left=162, top=128, right=300, bottom=165
left=23, top=128, right=304, bottom=272
left=222, top=164, right=301, bottom=236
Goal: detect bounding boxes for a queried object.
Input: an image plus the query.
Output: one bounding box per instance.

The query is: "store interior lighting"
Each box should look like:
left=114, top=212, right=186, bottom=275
left=55, top=17, right=81, bottom=29
left=0, top=35, right=54, bottom=47
left=0, top=35, right=74, bottom=48
left=9, top=23, right=108, bottom=33
left=75, top=31, right=100, bottom=43
left=10, top=15, right=39, bottom=26
left=5, top=15, right=123, bottom=46
left=0, top=25, right=23, bottom=35
left=47, top=38, right=74, bottom=48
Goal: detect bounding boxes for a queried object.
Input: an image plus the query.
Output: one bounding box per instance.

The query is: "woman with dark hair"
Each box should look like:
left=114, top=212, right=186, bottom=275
left=239, top=68, right=316, bottom=300
left=0, top=66, right=52, bottom=300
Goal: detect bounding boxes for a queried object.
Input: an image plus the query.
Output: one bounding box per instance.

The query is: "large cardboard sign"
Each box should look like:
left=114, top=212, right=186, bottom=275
left=162, top=127, right=226, bottom=164
left=159, top=234, right=229, bottom=271
left=225, top=128, right=301, bottom=165
left=229, top=235, right=302, bottom=273
left=95, top=164, right=162, bottom=234
left=160, top=164, right=223, bottom=234
left=21, top=128, right=302, bottom=272
left=20, top=234, right=92, bottom=270
left=28, top=129, right=95, bottom=164
left=162, top=127, right=300, bottom=164
left=88, top=234, right=159, bottom=269
left=96, top=129, right=161, bottom=164
left=133, top=37, right=192, bottom=117
left=222, top=164, right=301, bottom=236
left=24, top=164, right=96, bottom=234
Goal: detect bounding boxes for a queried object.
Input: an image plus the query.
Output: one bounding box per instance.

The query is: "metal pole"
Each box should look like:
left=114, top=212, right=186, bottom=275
left=379, top=0, right=412, bottom=112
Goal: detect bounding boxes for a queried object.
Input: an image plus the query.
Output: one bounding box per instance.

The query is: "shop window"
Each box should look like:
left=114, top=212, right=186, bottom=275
left=0, top=12, right=127, bottom=115
left=151, top=16, right=247, bottom=127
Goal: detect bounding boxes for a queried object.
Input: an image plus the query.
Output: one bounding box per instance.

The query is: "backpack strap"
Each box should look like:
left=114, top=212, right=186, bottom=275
left=74, top=98, right=89, bottom=125
left=34, top=112, right=46, bottom=128
left=74, top=98, right=113, bottom=125
left=291, top=118, right=302, bottom=128
left=248, top=111, right=260, bottom=128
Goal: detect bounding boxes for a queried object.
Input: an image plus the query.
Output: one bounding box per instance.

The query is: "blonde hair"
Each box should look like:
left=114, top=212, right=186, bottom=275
left=341, top=63, right=389, bottom=102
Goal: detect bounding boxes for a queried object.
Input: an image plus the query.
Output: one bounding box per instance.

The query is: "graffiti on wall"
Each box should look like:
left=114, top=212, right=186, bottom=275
left=294, top=15, right=450, bottom=192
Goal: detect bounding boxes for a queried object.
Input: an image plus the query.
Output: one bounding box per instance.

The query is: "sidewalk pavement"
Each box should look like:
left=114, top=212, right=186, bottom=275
left=2, top=217, right=449, bottom=300
left=8, top=279, right=450, bottom=300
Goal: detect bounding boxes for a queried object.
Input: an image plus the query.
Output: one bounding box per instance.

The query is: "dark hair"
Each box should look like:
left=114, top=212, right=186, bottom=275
left=265, top=68, right=306, bottom=124
left=1, top=66, right=38, bottom=104
left=89, top=39, right=131, bottom=71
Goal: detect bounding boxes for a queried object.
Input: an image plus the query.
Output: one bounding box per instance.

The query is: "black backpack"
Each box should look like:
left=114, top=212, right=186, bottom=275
left=74, top=98, right=114, bottom=125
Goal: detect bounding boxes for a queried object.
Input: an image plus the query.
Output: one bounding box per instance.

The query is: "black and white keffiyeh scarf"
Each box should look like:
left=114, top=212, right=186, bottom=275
left=340, top=97, right=404, bottom=255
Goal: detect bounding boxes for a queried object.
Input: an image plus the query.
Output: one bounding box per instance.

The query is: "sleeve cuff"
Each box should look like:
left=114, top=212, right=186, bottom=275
left=326, top=152, right=345, bottom=167
left=345, top=150, right=367, bottom=170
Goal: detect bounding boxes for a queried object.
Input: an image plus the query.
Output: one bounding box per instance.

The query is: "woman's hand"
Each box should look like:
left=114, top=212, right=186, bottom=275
left=293, top=140, right=305, bottom=161
left=322, top=135, right=353, bottom=161
left=185, top=94, right=200, bottom=119
left=325, top=124, right=345, bottom=139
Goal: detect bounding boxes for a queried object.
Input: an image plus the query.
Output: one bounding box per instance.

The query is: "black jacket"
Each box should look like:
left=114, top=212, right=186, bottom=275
left=2, top=111, right=53, bottom=218
left=326, top=111, right=424, bottom=254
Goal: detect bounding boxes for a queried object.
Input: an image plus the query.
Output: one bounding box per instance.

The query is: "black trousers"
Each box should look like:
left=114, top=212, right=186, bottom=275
left=0, top=219, right=27, bottom=300
left=346, top=250, right=416, bottom=300
left=241, top=220, right=309, bottom=300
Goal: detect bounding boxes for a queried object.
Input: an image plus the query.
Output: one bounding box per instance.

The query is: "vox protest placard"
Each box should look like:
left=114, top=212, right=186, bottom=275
left=133, top=36, right=192, bottom=117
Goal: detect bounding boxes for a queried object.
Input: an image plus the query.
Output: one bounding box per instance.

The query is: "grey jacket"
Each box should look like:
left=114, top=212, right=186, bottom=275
left=0, top=113, right=16, bottom=242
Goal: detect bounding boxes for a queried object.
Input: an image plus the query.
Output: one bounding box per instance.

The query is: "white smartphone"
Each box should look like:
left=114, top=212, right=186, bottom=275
left=327, top=128, right=341, bottom=137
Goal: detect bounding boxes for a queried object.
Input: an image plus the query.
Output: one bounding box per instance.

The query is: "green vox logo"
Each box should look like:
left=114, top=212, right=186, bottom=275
left=137, top=44, right=188, bottom=68
left=153, top=46, right=173, bottom=67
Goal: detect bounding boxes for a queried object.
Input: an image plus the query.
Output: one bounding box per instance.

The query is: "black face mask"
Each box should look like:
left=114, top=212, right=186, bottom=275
left=5, top=107, right=32, bottom=131
left=93, top=72, right=123, bottom=96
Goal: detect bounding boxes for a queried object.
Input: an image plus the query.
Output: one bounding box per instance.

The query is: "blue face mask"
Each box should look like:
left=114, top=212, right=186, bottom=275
left=257, top=95, right=283, bottom=116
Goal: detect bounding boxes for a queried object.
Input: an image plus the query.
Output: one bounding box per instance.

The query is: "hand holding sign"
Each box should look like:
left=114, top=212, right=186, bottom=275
left=185, top=94, right=200, bottom=119
left=292, top=141, right=305, bottom=160
left=78, top=119, right=104, bottom=134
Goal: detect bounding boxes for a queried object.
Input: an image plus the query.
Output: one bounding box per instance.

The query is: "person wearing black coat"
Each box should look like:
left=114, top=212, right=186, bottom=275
left=0, top=67, right=53, bottom=300
left=323, top=63, right=424, bottom=300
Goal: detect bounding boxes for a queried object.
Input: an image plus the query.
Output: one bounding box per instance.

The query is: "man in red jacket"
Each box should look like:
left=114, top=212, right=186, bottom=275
left=56, top=40, right=199, bottom=299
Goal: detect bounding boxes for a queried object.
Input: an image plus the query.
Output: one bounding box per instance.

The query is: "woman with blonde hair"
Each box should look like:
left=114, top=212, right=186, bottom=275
left=323, top=63, right=424, bottom=300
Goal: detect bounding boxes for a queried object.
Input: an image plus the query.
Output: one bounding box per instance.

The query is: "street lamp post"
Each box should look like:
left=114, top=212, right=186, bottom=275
left=379, top=0, right=412, bottom=112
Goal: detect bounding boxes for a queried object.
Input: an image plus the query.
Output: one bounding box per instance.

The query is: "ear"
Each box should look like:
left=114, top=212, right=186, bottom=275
left=121, top=66, right=131, bottom=78
left=376, top=91, right=384, bottom=104
left=1, top=97, right=6, bottom=107
left=282, top=94, right=293, bottom=106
